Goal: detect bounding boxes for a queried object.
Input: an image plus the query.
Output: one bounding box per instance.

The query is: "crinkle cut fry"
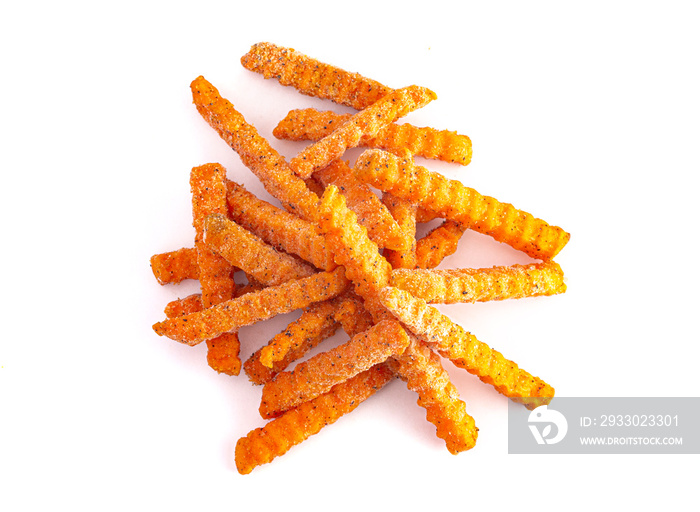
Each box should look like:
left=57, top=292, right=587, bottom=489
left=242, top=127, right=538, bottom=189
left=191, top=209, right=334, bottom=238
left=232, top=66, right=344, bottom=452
left=240, top=42, right=393, bottom=110
left=152, top=267, right=349, bottom=346
left=150, top=247, right=199, bottom=285
left=380, top=286, right=554, bottom=409
left=236, top=363, right=394, bottom=474
left=354, top=149, right=570, bottom=260
left=415, top=220, right=468, bottom=269
left=259, top=319, right=409, bottom=419
left=382, top=193, right=417, bottom=270
left=191, top=76, right=319, bottom=222
left=390, top=335, right=478, bottom=454
left=314, top=159, right=408, bottom=251
left=289, top=86, right=438, bottom=179
left=191, top=164, right=241, bottom=375
left=390, top=261, right=567, bottom=304
left=203, top=213, right=315, bottom=286
left=226, top=180, right=335, bottom=271
left=275, top=108, right=472, bottom=165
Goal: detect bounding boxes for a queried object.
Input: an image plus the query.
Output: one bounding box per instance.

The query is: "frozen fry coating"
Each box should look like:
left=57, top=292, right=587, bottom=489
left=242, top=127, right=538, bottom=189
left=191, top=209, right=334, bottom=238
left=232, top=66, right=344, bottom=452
left=203, top=213, right=315, bottom=286
left=191, top=76, right=319, bottom=222
left=152, top=267, right=349, bottom=345
left=259, top=319, right=409, bottom=419
left=317, top=185, right=392, bottom=299
left=391, top=336, right=478, bottom=454
left=289, top=86, right=438, bottom=179
left=240, top=42, right=393, bottom=110
left=382, top=193, right=418, bottom=270
left=390, top=261, right=566, bottom=304
left=314, top=159, right=408, bottom=251
left=354, top=149, right=570, bottom=260
left=415, top=220, right=468, bottom=269
left=150, top=248, right=199, bottom=285
left=380, top=286, right=554, bottom=408
left=275, top=108, right=472, bottom=165
left=226, top=180, right=335, bottom=271
left=235, top=363, right=394, bottom=474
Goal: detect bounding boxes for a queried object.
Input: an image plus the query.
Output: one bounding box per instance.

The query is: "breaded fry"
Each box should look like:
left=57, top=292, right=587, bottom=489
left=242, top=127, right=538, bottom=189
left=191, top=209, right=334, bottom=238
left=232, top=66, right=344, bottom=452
left=390, top=336, right=478, bottom=454
left=226, top=180, right=335, bottom=271
left=314, top=159, right=408, bottom=251
left=152, top=267, right=349, bottom=345
left=164, top=293, right=203, bottom=318
left=380, top=286, right=554, bottom=408
left=390, top=261, right=567, bottom=304
left=191, top=76, right=319, bottom=222
left=150, top=247, right=199, bottom=285
left=240, top=42, right=394, bottom=110
left=259, top=319, right=409, bottom=419
left=289, top=86, right=437, bottom=179
left=331, top=292, right=375, bottom=338
left=235, top=363, right=394, bottom=474
left=203, top=213, right=315, bottom=286
left=354, top=149, right=570, bottom=260
left=381, top=193, right=418, bottom=270
left=415, top=220, right=468, bottom=269
left=275, top=108, right=472, bottom=165
left=317, top=185, right=392, bottom=299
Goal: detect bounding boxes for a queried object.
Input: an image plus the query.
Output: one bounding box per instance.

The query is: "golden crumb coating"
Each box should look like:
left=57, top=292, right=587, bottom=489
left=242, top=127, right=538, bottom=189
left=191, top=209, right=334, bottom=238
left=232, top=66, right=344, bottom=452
left=380, top=286, right=554, bottom=408
left=235, top=363, right=394, bottom=474
left=415, top=220, right=468, bottom=269
left=152, top=267, right=349, bottom=345
left=354, top=149, right=570, bottom=260
left=289, top=86, right=437, bottom=179
left=240, top=42, right=394, bottom=110
left=259, top=319, right=409, bottom=419
left=390, top=261, right=566, bottom=304
left=191, top=76, right=319, bottom=222
left=390, top=336, right=478, bottom=454
left=150, top=247, right=199, bottom=285
left=203, top=213, right=315, bottom=286
left=274, top=108, right=472, bottom=165
left=314, top=159, right=408, bottom=251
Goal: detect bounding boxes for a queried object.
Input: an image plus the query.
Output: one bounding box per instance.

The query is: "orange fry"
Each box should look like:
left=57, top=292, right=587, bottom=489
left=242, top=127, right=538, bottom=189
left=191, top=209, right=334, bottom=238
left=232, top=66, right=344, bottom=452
left=275, top=108, right=472, bottom=165
left=259, top=319, right=408, bottom=419
left=382, top=193, right=418, bottom=270
left=354, top=149, right=570, bottom=260
left=390, top=261, right=567, bottom=304
left=226, top=180, right=335, bottom=271
left=191, top=76, right=319, bottom=222
left=289, top=86, right=437, bottom=179
left=150, top=247, right=199, bottom=285
left=152, top=267, right=349, bottom=346
left=314, top=159, right=408, bottom=251
left=240, top=42, right=393, bottom=110
left=164, top=293, right=203, bottom=319
left=235, top=363, right=394, bottom=474
left=415, top=220, right=468, bottom=269
left=380, top=286, right=554, bottom=408
left=203, top=213, right=315, bottom=286
left=331, top=292, right=375, bottom=338
left=390, top=336, right=478, bottom=454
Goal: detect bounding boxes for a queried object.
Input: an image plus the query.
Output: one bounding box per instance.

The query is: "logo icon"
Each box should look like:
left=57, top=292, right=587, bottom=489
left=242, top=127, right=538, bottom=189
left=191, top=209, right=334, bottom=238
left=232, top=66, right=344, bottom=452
left=528, top=405, right=568, bottom=445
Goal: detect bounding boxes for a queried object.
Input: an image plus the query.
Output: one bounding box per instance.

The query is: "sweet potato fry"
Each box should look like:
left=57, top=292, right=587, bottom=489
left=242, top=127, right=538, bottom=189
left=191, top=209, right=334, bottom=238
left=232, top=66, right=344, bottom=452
left=275, top=108, right=472, bottom=165
left=235, top=363, right=394, bottom=474
left=381, top=193, right=417, bottom=270
left=240, top=42, right=394, bottom=110
left=152, top=267, right=349, bottom=345
left=150, top=247, right=199, bottom=285
left=354, top=149, right=570, bottom=260
left=191, top=76, right=319, bottom=222
left=390, top=261, right=567, bottom=304
left=331, top=292, right=375, bottom=338
left=415, top=220, right=468, bottom=269
left=314, top=159, right=408, bottom=251
left=259, top=319, right=408, bottom=419
left=203, top=213, right=315, bottom=286
left=380, top=286, right=554, bottom=408
left=390, top=336, right=478, bottom=454
left=289, top=86, right=437, bottom=179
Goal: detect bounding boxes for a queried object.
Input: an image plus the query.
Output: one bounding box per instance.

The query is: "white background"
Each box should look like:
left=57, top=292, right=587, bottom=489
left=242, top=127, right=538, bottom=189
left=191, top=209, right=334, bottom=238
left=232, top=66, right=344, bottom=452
left=1, top=1, right=698, bottom=510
